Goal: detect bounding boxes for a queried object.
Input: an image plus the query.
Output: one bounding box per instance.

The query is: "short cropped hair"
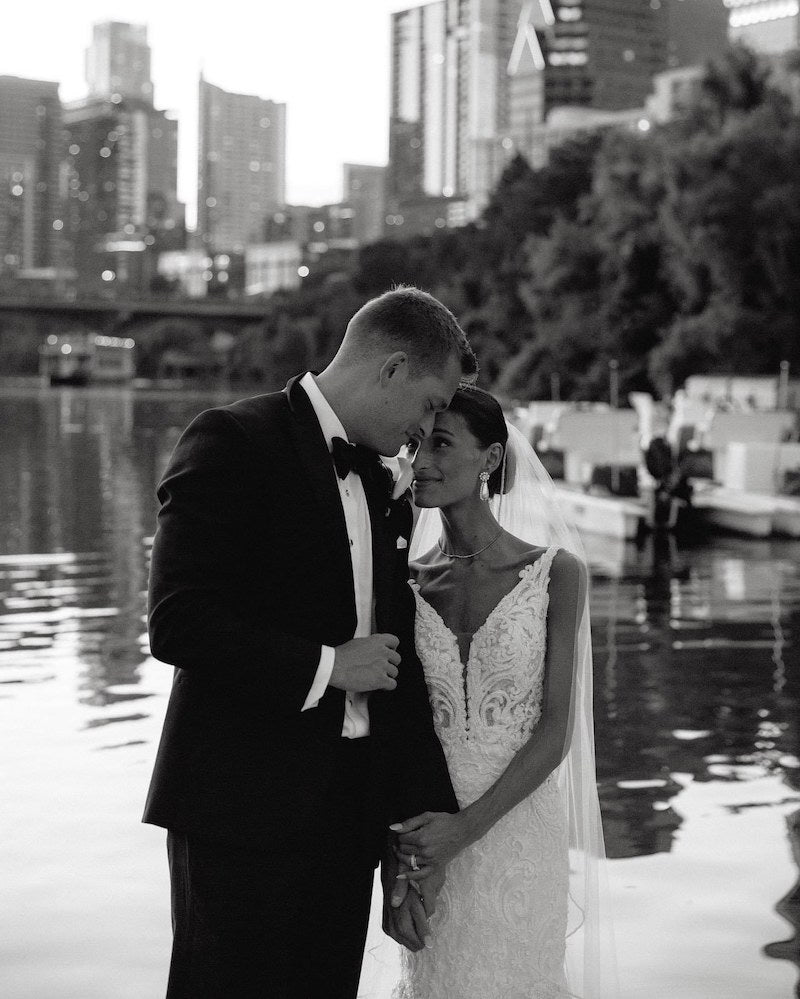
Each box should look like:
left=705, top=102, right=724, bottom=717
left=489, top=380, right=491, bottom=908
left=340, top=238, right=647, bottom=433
left=345, top=286, right=478, bottom=378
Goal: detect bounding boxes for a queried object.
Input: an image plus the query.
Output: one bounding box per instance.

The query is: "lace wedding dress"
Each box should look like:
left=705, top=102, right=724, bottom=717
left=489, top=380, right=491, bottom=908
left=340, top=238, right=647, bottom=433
left=394, top=545, right=572, bottom=999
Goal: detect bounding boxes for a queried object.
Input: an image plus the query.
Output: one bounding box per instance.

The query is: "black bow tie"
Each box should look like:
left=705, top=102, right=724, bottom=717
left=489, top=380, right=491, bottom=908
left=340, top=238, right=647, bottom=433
left=331, top=436, right=380, bottom=481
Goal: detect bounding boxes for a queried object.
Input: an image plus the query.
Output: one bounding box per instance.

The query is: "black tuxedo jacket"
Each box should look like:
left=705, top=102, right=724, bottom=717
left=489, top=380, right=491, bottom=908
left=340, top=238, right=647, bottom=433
left=143, top=374, right=457, bottom=851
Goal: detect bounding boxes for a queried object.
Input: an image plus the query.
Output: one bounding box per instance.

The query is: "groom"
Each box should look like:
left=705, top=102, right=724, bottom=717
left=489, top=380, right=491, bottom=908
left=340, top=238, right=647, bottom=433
left=143, top=286, right=477, bottom=997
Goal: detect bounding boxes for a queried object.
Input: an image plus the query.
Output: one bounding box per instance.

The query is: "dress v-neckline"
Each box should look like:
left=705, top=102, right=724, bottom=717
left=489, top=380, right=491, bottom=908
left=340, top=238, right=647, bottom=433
left=413, top=556, right=547, bottom=669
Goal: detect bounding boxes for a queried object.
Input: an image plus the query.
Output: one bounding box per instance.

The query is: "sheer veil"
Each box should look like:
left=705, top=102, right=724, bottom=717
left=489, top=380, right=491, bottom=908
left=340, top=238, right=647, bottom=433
left=410, top=423, right=617, bottom=999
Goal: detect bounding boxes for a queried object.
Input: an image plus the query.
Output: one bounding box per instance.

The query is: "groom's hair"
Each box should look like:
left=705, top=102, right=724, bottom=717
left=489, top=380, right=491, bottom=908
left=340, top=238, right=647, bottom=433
left=343, top=286, right=478, bottom=378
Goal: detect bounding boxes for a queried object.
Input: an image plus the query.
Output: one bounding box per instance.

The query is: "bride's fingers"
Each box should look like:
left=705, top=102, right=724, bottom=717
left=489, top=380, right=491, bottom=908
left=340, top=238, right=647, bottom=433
left=389, top=813, right=431, bottom=835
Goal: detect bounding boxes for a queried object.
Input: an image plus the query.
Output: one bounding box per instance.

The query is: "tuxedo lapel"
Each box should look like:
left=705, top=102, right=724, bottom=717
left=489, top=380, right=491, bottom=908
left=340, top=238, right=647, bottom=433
left=361, top=465, right=393, bottom=630
left=284, top=375, right=356, bottom=630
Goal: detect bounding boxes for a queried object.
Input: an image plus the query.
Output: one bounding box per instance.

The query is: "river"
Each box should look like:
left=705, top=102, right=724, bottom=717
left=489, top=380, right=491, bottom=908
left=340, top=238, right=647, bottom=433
left=1, top=385, right=798, bottom=998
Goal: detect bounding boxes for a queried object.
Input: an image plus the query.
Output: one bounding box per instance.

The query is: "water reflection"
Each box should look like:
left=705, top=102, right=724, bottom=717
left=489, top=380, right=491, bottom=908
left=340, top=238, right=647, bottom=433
left=1, top=386, right=800, bottom=996
left=592, top=529, right=800, bottom=864
left=765, top=808, right=800, bottom=996
left=1, top=388, right=236, bottom=715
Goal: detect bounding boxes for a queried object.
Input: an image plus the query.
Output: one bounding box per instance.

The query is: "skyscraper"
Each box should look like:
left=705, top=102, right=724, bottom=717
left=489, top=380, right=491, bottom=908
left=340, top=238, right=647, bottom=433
left=85, top=21, right=154, bottom=103
left=508, top=0, right=729, bottom=168
left=388, top=0, right=519, bottom=230
left=523, top=0, right=727, bottom=114
left=64, top=96, right=180, bottom=292
left=197, top=77, right=286, bottom=254
left=64, top=22, right=181, bottom=294
left=528, top=0, right=670, bottom=113
left=664, top=0, right=729, bottom=69
left=388, top=0, right=734, bottom=231
left=0, top=76, right=64, bottom=273
left=724, top=0, right=800, bottom=54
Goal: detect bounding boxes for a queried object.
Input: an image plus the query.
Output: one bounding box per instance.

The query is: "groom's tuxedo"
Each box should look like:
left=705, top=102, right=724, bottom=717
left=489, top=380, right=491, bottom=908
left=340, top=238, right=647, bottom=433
left=143, top=374, right=457, bottom=997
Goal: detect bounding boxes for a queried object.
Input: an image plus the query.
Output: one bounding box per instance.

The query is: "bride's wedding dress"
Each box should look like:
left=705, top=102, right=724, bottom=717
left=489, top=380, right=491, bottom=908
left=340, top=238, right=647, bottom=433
left=395, top=545, right=573, bottom=999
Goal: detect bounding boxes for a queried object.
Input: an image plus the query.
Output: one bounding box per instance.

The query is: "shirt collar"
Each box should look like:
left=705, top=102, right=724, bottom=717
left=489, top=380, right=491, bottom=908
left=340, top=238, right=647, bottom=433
left=299, top=371, right=349, bottom=452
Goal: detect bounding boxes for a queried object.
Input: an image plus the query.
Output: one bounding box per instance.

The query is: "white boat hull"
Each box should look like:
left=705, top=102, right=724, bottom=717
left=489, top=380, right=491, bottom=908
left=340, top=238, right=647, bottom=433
left=691, top=487, right=800, bottom=538
left=553, top=486, right=643, bottom=540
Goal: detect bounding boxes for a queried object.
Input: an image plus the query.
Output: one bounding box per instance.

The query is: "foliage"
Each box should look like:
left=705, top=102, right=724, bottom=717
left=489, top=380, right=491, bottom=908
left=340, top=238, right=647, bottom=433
left=122, top=45, right=799, bottom=401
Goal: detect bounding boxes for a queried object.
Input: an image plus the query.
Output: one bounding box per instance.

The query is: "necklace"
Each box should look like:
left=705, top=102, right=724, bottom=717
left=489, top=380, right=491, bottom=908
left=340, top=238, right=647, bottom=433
left=437, top=529, right=504, bottom=560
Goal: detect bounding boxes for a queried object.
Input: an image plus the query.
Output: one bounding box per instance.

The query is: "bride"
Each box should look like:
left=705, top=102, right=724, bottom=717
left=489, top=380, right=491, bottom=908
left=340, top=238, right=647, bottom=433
left=383, top=385, right=615, bottom=999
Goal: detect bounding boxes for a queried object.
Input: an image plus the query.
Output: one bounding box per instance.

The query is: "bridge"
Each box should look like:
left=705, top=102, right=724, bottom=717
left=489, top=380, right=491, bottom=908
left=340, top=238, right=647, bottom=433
left=0, top=295, right=270, bottom=334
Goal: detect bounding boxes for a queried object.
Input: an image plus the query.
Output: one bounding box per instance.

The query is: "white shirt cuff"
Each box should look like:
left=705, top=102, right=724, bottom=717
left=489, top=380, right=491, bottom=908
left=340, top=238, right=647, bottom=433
left=301, top=645, right=336, bottom=711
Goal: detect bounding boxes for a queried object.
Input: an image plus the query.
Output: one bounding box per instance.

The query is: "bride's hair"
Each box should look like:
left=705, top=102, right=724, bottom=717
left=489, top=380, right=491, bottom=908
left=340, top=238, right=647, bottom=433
left=447, top=385, right=511, bottom=496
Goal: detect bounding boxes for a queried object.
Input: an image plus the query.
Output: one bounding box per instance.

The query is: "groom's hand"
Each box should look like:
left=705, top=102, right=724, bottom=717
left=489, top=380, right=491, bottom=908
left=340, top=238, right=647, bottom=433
left=330, top=634, right=400, bottom=693
left=385, top=892, right=430, bottom=953
left=382, top=849, right=430, bottom=952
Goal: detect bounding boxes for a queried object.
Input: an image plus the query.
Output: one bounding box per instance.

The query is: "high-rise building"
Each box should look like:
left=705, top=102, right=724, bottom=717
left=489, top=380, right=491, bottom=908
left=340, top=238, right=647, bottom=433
left=197, top=77, right=286, bottom=254
left=664, top=0, right=729, bottom=69
left=343, top=164, right=386, bottom=245
left=507, top=0, right=727, bottom=130
left=0, top=76, right=65, bottom=274
left=388, top=0, right=519, bottom=230
left=64, top=96, right=181, bottom=292
left=529, top=0, right=669, bottom=113
left=388, top=1, right=733, bottom=231
left=724, top=0, right=800, bottom=54
left=85, top=21, right=154, bottom=103
left=64, top=22, right=181, bottom=294
left=508, top=0, right=729, bottom=168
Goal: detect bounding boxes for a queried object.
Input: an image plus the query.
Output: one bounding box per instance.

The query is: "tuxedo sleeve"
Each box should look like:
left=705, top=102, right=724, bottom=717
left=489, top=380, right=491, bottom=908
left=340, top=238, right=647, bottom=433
left=302, top=645, right=335, bottom=711
left=147, top=408, right=323, bottom=713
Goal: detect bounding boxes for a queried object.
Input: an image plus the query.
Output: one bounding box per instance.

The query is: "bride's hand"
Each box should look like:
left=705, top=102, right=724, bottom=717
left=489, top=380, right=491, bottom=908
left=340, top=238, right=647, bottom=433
left=390, top=811, right=471, bottom=878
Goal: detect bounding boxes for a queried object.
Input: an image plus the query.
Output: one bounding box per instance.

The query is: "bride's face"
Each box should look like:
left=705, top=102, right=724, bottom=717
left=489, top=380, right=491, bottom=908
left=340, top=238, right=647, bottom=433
left=412, top=410, right=489, bottom=508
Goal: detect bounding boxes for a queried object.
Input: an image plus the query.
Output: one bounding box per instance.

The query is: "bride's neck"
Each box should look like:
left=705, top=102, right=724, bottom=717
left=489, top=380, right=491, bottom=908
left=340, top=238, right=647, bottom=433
left=438, top=501, right=500, bottom=556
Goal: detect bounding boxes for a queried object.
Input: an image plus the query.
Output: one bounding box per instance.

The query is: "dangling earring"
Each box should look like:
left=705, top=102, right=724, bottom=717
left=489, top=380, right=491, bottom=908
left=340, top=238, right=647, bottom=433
left=479, top=471, right=490, bottom=502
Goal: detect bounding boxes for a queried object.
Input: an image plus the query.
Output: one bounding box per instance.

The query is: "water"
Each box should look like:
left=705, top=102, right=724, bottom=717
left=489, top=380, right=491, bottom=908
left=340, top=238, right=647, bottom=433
left=1, top=385, right=798, bottom=999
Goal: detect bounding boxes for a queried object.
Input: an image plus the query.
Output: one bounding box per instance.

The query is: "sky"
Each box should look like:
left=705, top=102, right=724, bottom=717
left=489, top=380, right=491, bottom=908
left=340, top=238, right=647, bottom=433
left=1, top=0, right=406, bottom=224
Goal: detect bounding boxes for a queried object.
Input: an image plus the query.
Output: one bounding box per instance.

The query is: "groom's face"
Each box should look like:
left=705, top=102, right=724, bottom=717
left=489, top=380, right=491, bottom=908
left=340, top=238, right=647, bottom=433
left=367, top=352, right=463, bottom=456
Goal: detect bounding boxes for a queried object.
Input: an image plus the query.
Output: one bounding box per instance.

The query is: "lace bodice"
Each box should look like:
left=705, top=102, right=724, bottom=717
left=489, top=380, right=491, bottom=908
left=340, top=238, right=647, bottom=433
left=395, top=545, right=571, bottom=999
left=410, top=546, right=559, bottom=808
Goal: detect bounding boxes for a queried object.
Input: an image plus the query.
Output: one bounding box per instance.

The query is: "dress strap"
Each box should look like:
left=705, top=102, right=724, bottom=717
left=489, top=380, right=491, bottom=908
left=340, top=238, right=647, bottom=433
left=522, top=545, right=560, bottom=589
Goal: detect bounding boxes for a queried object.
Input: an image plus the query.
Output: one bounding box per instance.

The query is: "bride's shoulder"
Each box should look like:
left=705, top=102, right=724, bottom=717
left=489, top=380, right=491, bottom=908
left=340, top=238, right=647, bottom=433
left=501, top=534, right=548, bottom=569
left=506, top=541, right=586, bottom=589
left=409, top=546, right=446, bottom=581
left=547, top=549, right=588, bottom=602
left=410, top=547, right=435, bottom=571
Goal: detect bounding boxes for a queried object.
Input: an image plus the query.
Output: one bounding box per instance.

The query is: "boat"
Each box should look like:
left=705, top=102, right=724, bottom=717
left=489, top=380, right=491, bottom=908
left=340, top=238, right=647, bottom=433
left=686, top=436, right=800, bottom=537
left=38, top=332, right=135, bottom=386
left=553, top=483, right=645, bottom=540
left=690, top=484, right=800, bottom=538
left=511, top=392, right=800, bottom=541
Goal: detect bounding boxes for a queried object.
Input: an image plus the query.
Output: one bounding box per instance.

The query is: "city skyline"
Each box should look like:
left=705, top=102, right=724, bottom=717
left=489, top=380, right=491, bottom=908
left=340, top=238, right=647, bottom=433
left=1, top=0, right=406, bottom=222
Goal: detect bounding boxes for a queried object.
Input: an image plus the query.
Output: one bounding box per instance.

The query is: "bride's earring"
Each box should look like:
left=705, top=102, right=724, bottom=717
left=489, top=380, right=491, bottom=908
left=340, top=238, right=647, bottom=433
left=479, top=471, right=490, bottom=502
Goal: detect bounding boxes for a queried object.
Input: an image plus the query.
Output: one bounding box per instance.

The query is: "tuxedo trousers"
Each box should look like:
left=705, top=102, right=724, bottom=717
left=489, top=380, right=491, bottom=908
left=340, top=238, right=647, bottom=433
left=165, top=736, right=381, bottom=999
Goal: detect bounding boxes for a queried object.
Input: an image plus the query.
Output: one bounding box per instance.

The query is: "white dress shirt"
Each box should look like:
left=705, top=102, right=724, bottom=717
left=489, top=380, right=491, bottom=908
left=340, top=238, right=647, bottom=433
left=299, top=372, right=372, bottom=738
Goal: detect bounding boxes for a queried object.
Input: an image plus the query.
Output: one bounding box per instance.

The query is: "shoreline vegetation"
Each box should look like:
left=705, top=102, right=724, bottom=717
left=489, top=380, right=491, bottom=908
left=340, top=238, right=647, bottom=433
left=1, top=46, right=798, bottom=405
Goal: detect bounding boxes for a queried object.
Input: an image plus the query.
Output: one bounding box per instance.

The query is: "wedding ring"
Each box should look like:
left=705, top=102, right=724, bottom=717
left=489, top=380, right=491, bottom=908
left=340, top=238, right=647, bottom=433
left=410, top=853, right=420, bottom=872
